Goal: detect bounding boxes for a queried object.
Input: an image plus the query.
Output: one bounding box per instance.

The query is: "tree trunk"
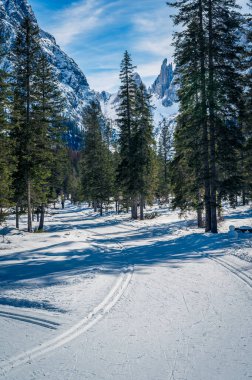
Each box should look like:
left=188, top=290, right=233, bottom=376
left=197, top=208, right=204, bottom=228
left=126, top=199, right=129, bottom=214
left=32, top=208, right=35, bottom=222
left=37, top=208, right=39, bottom=222
left=93, top=200, right=97, bottom=212
left=16, top=204, right=19, bottom=229
left=197, top=191, right=204, bottom=228
left=38, top=204, right=45, bottom=231
left=131, top=198, right=138, bottom=219
left=27, top=179, right=32, bottom=233
left=208, top=0, right=217, bottom=233
left=140, top=195, right=144, bottom=220
left=242, top=189, right=246, bottom=206
left=199, top=0, right=211, bottom=232
left=100, top=202, right=103, bottom=216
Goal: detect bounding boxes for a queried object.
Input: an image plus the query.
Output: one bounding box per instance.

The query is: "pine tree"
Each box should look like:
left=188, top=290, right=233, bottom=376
left=240, top=0, right=252, bottom=202
left=81, top=101, right=114, bottom=215
left=157, top=117, right=173, bottom=203
left=206, top=0, right=244, bottom=232
left=0, top=35, right=15, bottom=223
left=116, top=51, right=137, bottom=218
left=11, top=17, right=41, bottom=231
left=12, top=17, right=66, bottom=231
left=33, top=53, right=65, bottom=230
left=133, top=83, right=156, bottom=220
left=168, top=0, right=244, bottom=232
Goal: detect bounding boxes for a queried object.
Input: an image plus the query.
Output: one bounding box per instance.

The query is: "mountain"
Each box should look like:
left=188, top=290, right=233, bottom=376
left=0, top=0, right=97, bottom=142
left=98, top=59, right=179, bottom=137
left=150, top=58, right=178, bottom=107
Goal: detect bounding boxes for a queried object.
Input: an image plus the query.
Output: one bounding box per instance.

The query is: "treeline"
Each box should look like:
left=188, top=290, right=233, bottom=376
left=1, top=0, right=251, bottom=233
left=79, top=51, right=158, bottom=220
left=79, top=0, right=252, bottom=231
left=0, top=17, right=74, bottom=231
left=79, top=16, right=251, bottom=231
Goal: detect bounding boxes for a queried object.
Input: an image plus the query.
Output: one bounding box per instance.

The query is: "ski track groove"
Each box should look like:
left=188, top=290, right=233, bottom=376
left=0, top=210, right=134, bottom=376
left=0, top=311, right=59, bottom=330
left=0, top=266, right=133, bottom=376
left=207, top=254, right=252, bottom=290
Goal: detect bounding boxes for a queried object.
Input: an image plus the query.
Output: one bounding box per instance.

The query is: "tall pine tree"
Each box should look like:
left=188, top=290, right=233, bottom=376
left=81, top=101, right=114, bottom=215
left=116, top=51, right=137, bottom=218
left=0, top=35, right=14, bottom=223
left=168, top=0, right=244, bottom=232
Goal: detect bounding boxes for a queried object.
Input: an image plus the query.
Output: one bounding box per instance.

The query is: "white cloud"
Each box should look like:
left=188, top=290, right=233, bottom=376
left=131, top=7, right=174, bottom=58
left=50, top=0, right=108, bottom=46
left=87, top=71, right=120, bottom=93
left=135, top=37, right=174, bottom=57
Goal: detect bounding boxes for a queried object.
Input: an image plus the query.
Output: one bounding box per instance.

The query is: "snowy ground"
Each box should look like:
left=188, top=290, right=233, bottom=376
left=0, top=202, right=252, bottom=379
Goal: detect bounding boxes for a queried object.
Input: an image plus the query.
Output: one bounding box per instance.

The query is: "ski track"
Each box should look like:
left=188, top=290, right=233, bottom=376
left=2, top=206, right=251, bottom=378
left=0, top=266, right=133, bottom=375
left=0, top=209, right=134, bottom=376
left=0, top=310, right=59, bottom=330
left=207, top=254, right=252, bottom=290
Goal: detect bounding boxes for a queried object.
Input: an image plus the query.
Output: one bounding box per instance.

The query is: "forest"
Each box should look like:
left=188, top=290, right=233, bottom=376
left=0, top=0, right=251, bottom=234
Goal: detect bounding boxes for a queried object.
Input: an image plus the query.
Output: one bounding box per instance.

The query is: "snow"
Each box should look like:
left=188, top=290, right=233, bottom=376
left=1, top=0, right=97, bottom=128
left=98, top=90, right=179, bottom=140
left=151, top=93, right=179, bottom=127
left=0, top=202, right=252, bottom=379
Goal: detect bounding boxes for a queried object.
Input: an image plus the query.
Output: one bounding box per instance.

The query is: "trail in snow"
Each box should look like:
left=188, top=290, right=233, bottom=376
left=0, top=202, right=252, bottom=380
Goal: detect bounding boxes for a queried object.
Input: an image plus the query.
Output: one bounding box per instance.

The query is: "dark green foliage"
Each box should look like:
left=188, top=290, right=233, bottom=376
left=0, top=35, right=15, bottom=222
left=11, top=16, right=67, bottom=231
left=157, top=118, right=173, bottom=202
left=133, top=83, right=157, bottom=218
left=81, top=101, right=114, bottom=215
left=168, top=0, right=245, bottom=231
left=116, top=52, right=157, bottom=219
left=116, top=51, right=136, bottom=196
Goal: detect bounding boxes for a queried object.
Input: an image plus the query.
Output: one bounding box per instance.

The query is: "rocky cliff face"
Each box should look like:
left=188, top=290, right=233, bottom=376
left=151, top=59, right=173, bottom=98
left=150, top=59, right=178, bottom=107
left=0, top=0, right=97, bottom=133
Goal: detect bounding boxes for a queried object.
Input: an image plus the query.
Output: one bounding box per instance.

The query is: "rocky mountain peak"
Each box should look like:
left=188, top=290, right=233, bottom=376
left=0, top=0, right=97, bottom=145
left=151, top=59, right=173, bottom=99
left=0, top=0, right=36, bottom=27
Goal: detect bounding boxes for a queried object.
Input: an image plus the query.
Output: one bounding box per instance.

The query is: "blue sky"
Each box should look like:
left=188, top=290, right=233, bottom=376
left=29, top=0, right=249, bottom=93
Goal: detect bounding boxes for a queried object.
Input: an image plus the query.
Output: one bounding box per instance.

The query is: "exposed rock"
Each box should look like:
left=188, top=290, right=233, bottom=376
left=0, top=0, right=97, bottom=135
left=151, top=59, right=173, bottom=99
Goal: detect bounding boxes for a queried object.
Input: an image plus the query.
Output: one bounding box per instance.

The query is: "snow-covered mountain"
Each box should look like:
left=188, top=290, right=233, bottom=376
left=0, top=0, right=97, bottom=134
left=98, top=59, right=179, bottom=135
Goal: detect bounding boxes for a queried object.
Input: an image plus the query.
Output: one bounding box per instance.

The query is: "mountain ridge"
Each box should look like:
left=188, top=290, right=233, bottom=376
left=0, top=0, right=97, bottom=134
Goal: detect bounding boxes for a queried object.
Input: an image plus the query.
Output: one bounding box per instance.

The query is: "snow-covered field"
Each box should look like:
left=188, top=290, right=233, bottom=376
left=0, top=202, right=252, bottom=379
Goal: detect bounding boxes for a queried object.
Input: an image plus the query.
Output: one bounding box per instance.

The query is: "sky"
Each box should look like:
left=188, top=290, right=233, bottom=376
left=29, top=0, right=249, bottom=93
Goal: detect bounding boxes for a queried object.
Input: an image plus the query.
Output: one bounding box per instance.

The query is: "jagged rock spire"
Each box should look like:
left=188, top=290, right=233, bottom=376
left=151, top=59, right=173, bottom=99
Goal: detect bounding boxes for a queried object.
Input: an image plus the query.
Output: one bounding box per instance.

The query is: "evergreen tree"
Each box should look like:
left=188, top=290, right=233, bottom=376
left=81, top=101, right=114, bottom=215
left=12, top=17, right=66, bottom=231
left=168, top=0, right=244, bottom=232
left=116, top=51, right=137, bottom=218
left=11, top=17, right=41, bottom=231
left=240, top=0, right=252, bottom=202
left=0, top=35, right=14, bottom=223
left=133, top=83, right=156, bottom=220
left=157, top=117, right=173, bottom=203
left=33, top=53, right=65, bottom=230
